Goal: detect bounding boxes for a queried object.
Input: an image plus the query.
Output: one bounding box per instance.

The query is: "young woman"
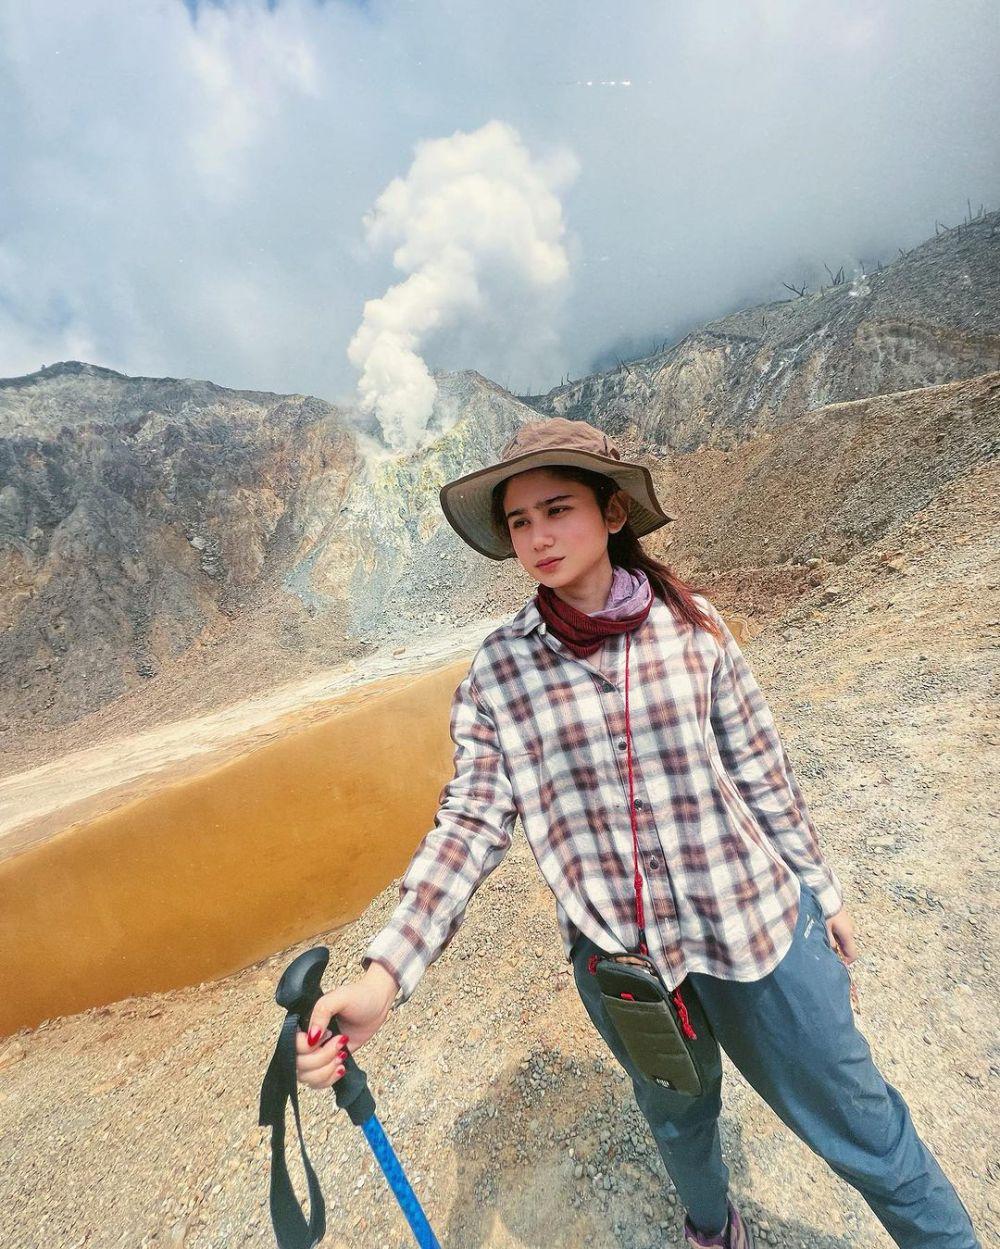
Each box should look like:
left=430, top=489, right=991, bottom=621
left=297, top=418, right=980, bottom=1248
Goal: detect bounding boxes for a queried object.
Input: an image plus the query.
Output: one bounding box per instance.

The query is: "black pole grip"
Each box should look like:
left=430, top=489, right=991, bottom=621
left=276, top=947, right=376, bottom=1126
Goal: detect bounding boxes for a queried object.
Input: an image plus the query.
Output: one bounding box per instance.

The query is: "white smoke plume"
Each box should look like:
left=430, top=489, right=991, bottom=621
left=347, top=120, right=579, bottom=451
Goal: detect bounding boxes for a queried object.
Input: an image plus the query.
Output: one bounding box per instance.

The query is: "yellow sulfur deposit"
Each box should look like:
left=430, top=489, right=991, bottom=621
left=0, top=658, right=470, bottom=1037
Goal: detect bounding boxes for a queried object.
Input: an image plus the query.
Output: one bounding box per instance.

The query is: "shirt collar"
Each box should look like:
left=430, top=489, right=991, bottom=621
left=507, top=595, right=546, bottom=637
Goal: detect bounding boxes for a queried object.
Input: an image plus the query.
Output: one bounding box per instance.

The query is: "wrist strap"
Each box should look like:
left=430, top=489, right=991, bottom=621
left=258, top=1014, right=326, bottom=1249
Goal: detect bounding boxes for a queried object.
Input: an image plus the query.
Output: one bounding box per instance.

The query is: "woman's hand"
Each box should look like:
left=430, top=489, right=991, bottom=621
left=295, top=963, right=399, bottom=1090
left=825, top=907, right=858, bottom=965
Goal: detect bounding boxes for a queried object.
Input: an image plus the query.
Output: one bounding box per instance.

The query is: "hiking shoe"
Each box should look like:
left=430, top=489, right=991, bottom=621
left=683, top=1199, right=756, bottom=1248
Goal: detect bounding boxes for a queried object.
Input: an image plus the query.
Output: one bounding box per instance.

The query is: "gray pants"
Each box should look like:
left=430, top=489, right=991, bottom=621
left=570, top=884, right=980, bottom=1247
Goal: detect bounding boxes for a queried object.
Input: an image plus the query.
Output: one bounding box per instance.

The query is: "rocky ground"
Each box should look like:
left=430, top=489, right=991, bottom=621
left=1, top=453, right=996, bottom=1248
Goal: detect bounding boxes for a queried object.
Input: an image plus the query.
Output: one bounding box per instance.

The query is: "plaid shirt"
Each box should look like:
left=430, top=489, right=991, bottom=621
left=362, top=592, right=843, bottom=1005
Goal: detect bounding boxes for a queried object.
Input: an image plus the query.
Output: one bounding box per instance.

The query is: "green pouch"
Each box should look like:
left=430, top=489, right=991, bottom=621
left=594, top=953, right=716, bottom=1096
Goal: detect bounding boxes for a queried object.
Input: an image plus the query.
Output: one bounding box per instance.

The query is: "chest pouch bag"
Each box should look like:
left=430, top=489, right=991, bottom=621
left=593, top=952, right=718, bottom=1096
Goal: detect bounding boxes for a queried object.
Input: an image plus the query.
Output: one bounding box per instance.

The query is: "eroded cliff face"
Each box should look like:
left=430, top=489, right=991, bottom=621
left=0, top=365, right=362, bottom=732
left=528, top=212, right=1000, bottom=451
left=0, top=365, right=540, bottom=756
left=1, top=214, right=997, bottom=764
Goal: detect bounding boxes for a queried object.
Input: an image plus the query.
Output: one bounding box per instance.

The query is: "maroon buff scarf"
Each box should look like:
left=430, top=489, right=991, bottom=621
left=536, top=570, right=653, bottom=657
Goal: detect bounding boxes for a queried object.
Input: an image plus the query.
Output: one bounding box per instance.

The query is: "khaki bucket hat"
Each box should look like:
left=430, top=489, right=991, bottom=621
left=439, top=416, right=675, bottom=560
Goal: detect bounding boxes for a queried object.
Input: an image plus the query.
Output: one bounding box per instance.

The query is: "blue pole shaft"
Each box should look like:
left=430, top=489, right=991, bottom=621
left=360, top=1114, right=441, bottom=1249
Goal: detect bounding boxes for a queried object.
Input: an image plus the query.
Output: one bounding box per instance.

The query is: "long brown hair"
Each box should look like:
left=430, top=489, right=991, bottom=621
left=490, top=464, right=723, bottom=642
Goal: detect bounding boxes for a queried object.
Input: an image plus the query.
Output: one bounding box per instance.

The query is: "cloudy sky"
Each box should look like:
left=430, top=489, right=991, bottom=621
left=2, top=0, right=998, bottom=444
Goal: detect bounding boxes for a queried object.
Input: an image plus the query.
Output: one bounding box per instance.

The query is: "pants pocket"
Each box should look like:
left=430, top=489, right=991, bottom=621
left=799, top=884, right=831, bottom=948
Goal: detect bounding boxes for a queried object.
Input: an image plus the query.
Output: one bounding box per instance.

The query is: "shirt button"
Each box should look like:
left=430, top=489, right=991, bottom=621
left=616, top=738, right=627, bottom=751
left=634, top=799, right=644, bottom=811
left=648, top=856, right=660, bottom=871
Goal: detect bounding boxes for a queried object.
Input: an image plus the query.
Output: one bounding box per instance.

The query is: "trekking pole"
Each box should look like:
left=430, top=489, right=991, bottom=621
left=259, top=946, right=441, bottom=1249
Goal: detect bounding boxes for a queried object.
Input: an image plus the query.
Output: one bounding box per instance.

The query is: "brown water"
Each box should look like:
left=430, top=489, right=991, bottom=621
left=0, top=658, right=469, bottom=1036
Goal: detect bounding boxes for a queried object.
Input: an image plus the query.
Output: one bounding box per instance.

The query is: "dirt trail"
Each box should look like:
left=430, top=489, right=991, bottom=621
left=0, top=459, right=996, bottom=1248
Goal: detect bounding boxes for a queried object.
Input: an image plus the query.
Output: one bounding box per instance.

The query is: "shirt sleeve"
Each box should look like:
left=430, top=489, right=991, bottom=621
left=360, top=661, right=518, bottom=1006
left=705, top=603, right=844, bottom=918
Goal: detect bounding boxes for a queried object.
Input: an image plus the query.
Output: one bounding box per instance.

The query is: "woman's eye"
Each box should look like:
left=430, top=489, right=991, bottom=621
left=511, top=507, right=567, bottom=530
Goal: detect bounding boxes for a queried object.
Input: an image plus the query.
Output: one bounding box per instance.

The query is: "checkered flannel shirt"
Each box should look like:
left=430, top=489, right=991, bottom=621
left=362, top=592, right=843, bottom=1005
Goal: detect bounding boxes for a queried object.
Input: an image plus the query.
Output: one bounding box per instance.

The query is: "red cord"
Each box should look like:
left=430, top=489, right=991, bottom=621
left=670, top=988, right=698, bottom=1040
left=588, top=633, right=652, bottom=970
left=621, top=637, right=695, bottom=1038
left=624, top=633, right=646, bottom=949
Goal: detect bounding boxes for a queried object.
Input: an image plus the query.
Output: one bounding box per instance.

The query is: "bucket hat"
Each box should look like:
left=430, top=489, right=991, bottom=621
left=439, top=416, right=675, bottom=560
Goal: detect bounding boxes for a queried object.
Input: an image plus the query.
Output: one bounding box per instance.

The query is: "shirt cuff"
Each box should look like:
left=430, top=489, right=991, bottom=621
left=360, top=925, right=425, bottom=1008
left=806, top=869, right=844, bottom=919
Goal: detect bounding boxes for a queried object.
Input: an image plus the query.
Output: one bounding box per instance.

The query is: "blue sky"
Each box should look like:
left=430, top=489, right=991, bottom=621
left=2, top=0, right=998, bottom=430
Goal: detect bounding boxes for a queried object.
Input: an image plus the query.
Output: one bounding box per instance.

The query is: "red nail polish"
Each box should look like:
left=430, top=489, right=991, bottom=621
left=307, top=1028, right=320, bottom=1046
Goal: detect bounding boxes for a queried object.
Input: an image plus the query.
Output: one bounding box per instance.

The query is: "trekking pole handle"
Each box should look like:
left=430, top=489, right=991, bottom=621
left=275, top=946, right=376, bottom=1126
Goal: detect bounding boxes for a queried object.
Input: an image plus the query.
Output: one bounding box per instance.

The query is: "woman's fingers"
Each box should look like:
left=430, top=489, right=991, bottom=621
left=302, top=1051, right=348, bottom=1089
left=295, top=1029, right=350, bottom=1088
left=295, top=1026, right=345, bottom=1053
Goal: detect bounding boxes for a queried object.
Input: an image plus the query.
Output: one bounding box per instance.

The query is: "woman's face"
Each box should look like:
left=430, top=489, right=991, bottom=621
left=501, top=468, right=628, bottom=589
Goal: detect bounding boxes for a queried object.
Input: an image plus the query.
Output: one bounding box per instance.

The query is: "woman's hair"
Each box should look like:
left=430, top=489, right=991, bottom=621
left=490, top=464, right=724, bottom=642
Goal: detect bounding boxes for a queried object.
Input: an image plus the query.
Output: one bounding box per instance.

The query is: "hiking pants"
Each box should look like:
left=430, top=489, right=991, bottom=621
left=570, top=883, right=980, bottom=1248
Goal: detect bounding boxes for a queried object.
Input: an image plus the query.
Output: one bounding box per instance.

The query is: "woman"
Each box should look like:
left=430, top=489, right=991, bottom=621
left=297, top=418, right=979, bottom=1248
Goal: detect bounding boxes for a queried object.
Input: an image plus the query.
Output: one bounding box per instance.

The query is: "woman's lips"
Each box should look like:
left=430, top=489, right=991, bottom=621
left=537, top=557, right=563, bottom=570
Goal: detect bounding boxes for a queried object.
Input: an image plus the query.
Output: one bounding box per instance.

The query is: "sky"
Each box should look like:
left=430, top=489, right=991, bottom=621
left=2, top=0, right=999, bottom=449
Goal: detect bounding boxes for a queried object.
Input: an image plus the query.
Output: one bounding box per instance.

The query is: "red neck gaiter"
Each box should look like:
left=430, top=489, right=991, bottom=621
left=535, top=580, right=653, bottom=657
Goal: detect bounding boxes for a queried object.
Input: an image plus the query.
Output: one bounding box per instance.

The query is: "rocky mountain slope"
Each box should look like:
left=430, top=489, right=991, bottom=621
left=527, top=211, right=1000, bottom=451
left=2, top=362, right=995, bottom=780
left=0, top=365, right=357, bottom=730
left=0, top=367, right=535, bottom=766
left=1, top=214, right=998, bottom=776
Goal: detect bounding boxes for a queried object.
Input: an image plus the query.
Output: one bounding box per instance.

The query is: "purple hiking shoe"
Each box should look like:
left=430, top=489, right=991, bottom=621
left=683, top=1199, right=756, bottom=1248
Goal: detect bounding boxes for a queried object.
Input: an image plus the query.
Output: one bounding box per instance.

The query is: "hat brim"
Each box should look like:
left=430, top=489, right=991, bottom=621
left=439, top=446, right=676, bottom=561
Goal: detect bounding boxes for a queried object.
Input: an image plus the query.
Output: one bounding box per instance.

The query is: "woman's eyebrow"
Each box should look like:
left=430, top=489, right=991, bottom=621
left=505, top=493, right=575, bottom=521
